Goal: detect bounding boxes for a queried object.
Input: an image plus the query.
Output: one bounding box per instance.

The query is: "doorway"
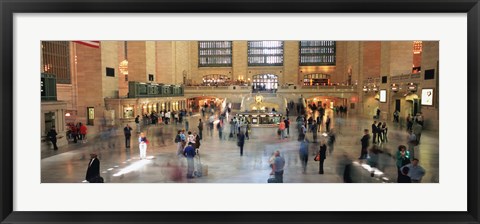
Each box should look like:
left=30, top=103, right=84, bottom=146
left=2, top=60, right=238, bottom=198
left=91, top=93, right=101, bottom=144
left=44, top=112, right=55, bottom=135
left=87, top=107, right=95, bottom=126
left=395, top=99, right=401, bottom=112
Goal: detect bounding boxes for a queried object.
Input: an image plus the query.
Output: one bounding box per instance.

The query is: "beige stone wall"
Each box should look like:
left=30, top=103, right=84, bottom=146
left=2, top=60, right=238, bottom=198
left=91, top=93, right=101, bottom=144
left=363, top=41, right=381, bottom=79
left=75, top=43, right=104, bottom=124
left=145, top=41, right=156, bottom=81
left=173, top=41, right=190, bottom=85
left=232, top=41, right=247, bottom=81
left=127, top=41, right=147, bottom=82
left=101, top=41, right=119, bottom=98
left=156, top=41, right=174, bottom=84
left=283, top=41, right=299, bottom=85
left=418, top=41, right=439, bottom=130
left=388, top=41, right=414, bottom=76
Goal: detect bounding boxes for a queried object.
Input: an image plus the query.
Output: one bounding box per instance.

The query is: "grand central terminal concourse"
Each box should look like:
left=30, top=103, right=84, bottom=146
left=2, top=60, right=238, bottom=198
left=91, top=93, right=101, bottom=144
left=41, top=40, right=438, bottom=183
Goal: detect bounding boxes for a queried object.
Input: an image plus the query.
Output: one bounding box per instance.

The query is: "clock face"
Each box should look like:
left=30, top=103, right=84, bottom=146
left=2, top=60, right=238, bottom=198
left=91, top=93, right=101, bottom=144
left=255, top=95, right=262, bottom=103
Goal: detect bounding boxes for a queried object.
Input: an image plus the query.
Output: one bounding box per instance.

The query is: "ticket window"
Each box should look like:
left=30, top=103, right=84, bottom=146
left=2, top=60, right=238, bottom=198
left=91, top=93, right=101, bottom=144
left=123, top=106, right=134, bottom=119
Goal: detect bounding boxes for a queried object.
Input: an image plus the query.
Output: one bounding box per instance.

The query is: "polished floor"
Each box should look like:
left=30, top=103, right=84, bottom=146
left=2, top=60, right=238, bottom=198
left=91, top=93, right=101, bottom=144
left=41, top=112, right=439, bottom=183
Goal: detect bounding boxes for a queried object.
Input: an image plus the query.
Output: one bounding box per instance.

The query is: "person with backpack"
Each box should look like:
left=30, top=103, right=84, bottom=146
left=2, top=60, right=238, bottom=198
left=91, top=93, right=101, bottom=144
left=175, top=130, right=183, bottom=156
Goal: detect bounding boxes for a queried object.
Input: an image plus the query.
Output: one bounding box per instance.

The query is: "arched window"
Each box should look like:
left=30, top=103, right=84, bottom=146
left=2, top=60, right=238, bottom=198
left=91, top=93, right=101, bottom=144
left=252, top=74, right=278, bottom=92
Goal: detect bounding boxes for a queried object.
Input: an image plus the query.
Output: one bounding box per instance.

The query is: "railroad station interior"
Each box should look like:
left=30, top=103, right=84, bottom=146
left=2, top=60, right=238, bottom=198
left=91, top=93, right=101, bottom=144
left=41, top=40, right=439, bottom=183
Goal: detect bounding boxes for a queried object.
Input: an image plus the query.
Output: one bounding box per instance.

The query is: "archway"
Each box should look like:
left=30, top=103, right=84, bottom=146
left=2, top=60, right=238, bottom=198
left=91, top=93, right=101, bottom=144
left=252, top=74, right=278, bottom=92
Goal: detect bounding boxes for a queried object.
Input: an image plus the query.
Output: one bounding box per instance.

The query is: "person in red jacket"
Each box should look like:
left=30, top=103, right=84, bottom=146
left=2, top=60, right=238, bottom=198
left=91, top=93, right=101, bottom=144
left=79, top=122, right=88, bottom=143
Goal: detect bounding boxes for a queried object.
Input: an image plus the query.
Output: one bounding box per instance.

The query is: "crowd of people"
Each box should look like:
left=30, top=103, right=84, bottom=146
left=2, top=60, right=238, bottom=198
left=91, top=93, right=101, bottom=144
left=50, top=98, right=431, bottom=184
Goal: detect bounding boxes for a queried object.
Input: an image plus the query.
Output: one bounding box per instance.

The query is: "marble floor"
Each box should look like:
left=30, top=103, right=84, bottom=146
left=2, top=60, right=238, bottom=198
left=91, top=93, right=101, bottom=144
left=41, top=112, right=439, bottom=183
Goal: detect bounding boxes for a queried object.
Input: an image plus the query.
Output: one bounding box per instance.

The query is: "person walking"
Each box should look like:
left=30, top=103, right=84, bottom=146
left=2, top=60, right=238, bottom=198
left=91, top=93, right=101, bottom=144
left=135, top=115, right=141, bottom=133
left=412, top=122, right=423, bottom=144
left=299, top=136, right=309, bottom=174
left=396, top=145, right=411, bottom=178
left=123, top=124, right=133, bottom=148
left=318, top=140, right=327, bottom=174
left=217, top=120, right=223, bottom=140
left=237, top=131, right=246, bottom=156
left=312, top=122, right=318, bottom=143
left=47, top=126, right=58, bottom=150
left=85, top=153, right=100, bottom=183
left=270, top=150, right=285, bottom=183
left=407, top=130, right=418, bottom=159
left=138, top=132, right=148, bottom=159
left=359, top=129, right=370, bottom=159
left=325, top=115, right=331, bottom=133
left=183, top=142, right=196, bottom=178
left=197, top=119, right=203, bottom=140
left=285, top=118, right=290, bottom=137
left=79, top=123, right=88, bottom=143
left=278, top=119, right=286, bottom=139
left=371, top=121, right=378, bottom=144
left=327, top=129, right=336, bottom=155
left=185, top=119, right=189, bottom=132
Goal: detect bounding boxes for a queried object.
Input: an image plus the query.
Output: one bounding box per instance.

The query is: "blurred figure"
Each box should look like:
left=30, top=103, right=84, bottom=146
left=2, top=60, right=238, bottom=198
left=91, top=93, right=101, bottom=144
left=397, top=166, right=412, bottom=183
left=138, top=132, right=148, bottom=159
left=47, top=126, right=58, bottom=150
left=359, top=129, right=370, bottom=159
left=318, top=139, right=327, bottom=174
left=135, top=115, right=141, bottom=133
left=412, top=122, right=423, bottom=144
left=367, top=145, right=382, bottom=168
left=197, top=119, right=203, bottom=140
left=407, top=130, right=418, bottom=159
left=337, top=154, right=353, bottom=183
left=85, top=153, right=100, bottom=183
left=325, top=115, right=331, bottom=133
left=278, top=119, right=286, bottom=139
left=401, top=158, right=426, bottom=183
left=406, top=114, right=413, bottom=131
left=270, top=150, right=285, bottom=183
left=237, top=131, right=245, bottom=156
left=311, top=122, right=318, bottom=143
left=371, top=121, right=378, bottom=144
left=327, top=129, right=336, bottom=155
left=298, top=135, right=309, bottom=174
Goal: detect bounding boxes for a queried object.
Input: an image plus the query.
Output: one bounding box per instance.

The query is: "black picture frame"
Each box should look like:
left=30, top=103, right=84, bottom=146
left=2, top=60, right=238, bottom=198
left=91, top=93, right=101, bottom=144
left=1, top=0, right=479, bottom=223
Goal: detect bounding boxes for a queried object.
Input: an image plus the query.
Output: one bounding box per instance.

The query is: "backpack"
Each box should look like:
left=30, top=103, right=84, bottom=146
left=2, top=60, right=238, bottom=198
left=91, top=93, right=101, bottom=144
left=174, top=135, right=181, bottom=143
left=216, top=123, right=221, bottom=129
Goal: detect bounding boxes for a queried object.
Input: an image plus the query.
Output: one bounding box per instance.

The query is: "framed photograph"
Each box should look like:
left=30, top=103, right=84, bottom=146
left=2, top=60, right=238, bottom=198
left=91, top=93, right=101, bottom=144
left=421, top=88, right=434, bottom=106
left=379, top=89, right=387, bottom=103
left=1, top=0, right=479, bottom=224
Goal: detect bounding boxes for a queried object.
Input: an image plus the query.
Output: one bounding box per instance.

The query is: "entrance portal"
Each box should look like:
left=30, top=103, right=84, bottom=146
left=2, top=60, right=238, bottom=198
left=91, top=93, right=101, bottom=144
left=252, top=74, right=278, bottom=93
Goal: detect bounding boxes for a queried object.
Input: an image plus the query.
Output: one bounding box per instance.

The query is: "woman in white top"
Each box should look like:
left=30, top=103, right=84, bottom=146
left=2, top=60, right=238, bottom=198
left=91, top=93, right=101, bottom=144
left=138, top=132, right=148, bottom=159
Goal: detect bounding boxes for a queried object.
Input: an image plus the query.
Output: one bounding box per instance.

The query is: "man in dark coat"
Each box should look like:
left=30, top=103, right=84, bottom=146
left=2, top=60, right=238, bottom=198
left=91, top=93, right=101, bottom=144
left=123, top=124, right=132, bottom=148
left=85, top=153, right=100, bottom=182
left=371, top=121, right=378, bottom=144
left=237, top=131, right=246, bottom=156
